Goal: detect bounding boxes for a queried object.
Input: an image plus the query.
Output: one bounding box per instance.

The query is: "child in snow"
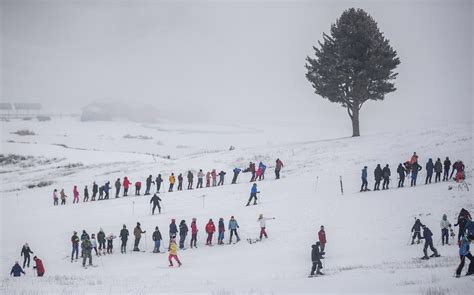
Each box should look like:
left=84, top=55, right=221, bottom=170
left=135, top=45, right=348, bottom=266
left=153, top=226, right=162, bottom=253
left=455, top=235, right=473, bottom=277
left=106, top=234, right=116, bottom=254
left=246, top=183, right=259, bottom=206
left=258, top=214, right=275, bottom=240
left=60, top=189, right=67, bottom=205
left=309, top=242, right=324, bottom=276
left=33, top=256, right=45, bottom=277
left=205, top=219, right=216, bottom=245
left=73, top=185, right=79, bottom=204
left=168, top=239, right=182, bottom=267
left=411, top=219, right=423, bottom=245
left=190, top=218, right=198, bottom=248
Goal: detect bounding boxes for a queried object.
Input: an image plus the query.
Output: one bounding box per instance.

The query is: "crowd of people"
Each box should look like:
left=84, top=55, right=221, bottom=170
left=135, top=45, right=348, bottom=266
left=52, top=159, right=284, bottom=206
left=360, top=153, right=466, bottom=192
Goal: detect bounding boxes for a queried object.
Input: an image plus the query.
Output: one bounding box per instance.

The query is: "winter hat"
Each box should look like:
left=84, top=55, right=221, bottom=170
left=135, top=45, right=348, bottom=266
left=137, top=222, right=141, bottom=226
left=258, top=214, right=263, bottom=218
left=231, top=216, right=234, bottom=219
left=155, top=226, right=158, bottom=230
left=172, top=219, right=175, bottom=222
left=192, top=217, right=196, bottom=221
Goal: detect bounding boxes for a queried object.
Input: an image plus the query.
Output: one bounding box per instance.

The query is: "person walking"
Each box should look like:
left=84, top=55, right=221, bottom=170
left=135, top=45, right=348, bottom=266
left=190, top=218, right=198, bottom=248
left=411, top=219, right=423, bottom=245
left=91, top=182, right=98, bottom=201
left=20, top=243, right=33, bottom=268
left=275, top=158, right=284, bottom=179
left=97, top=228, right=106, bottom=255
left=103, top=181, right=110, bottom=199
left=71, top=231, right=79, bottom=262
left=218, top=171, right=226, bottom=186
left=168, top=173, right=175, bottom=192
left=10, top=262, right=25, bottom=277
left=455, top=235, right=474, bottom=277
left=440, top=214, right=451, bottom=245
left=155, top=174, right=163, bottom=193
left=81, top=237, right=93, bottom=267
left=123, top=176, right=131, bottom=196
left=397, top=163, right=406, bottom=188
left=309, top=242, right=324, bottom=277
left=145, top=175, right=154, bottom=195
left=382, top=164, right=391, bottom=190
left=150, top=194, right=162, bottom=215
left=152, top=226, right=162, bottom=253
left=360, top=166, right=368, bottom=192
left=206, top=171, right=211, bottom=187
left=179, top=220, right=188, bottom=249
left=83, top=186, right=89, bottom=202
left=60, top=189, right=67, bottom=205
left=32, top=256, right=45, bottom=277
left=133, top=222, right=146, bottom=251
left=119, top=225, right=129, bottom=254
left=425, top=158, right=434, bottom=184
left=205, top=219, right=216, bottom=246
left=169, top=219, right=178, bottom=240
left=258, top=214, right=275, bottom=240
left=73, top=185, right=79, bottom=204
left=228, top=216, right=240, bottom=243
left=211, top=169, right=217, bottom=186
left=420, top=225, right=440, bottom=259
left=168, top=238, right=182, bottom=267
left=187, top=171, right=194, bottom=190
left=231, top=168, right=241, bottom=184
left=443, top=157, right=451, bottom=181
left=135, top=181, right=142, bottom=196
left=373, top=164, right=382, bottom=191
left=410, top=162, right=422, bottom=186
left=217, top=218, right=225, bottom=245
left=246, top=183, right=260, bottom=206
left=318, top=225, right=326, bottom=255
left=196, top=170, right=204, bottom=188
left=90, top=234, right=99, bottom=256
left=115, top=178, right=121, bottom=198
left=177, top=173, right=183, bottom=191
left=434, top=158, right=442, bottom=183
left=53, top=189, right=59, bottom=206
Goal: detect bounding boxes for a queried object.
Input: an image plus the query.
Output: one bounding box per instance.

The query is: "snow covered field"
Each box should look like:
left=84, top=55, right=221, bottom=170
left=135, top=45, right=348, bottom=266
left=0, top=117, right=473, bottom=294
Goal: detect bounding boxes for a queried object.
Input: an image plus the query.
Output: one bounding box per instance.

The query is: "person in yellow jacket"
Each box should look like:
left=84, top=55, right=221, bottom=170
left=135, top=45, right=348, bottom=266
left=168, top=173, right=175, bottom=192
left=168, top=239, right=182, bottom=267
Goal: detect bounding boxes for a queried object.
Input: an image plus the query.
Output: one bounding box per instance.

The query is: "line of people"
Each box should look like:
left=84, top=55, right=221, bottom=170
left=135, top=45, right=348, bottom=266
left=360, top=153, right=465, bottom=192
left=52, top=158, right=284, bottom=206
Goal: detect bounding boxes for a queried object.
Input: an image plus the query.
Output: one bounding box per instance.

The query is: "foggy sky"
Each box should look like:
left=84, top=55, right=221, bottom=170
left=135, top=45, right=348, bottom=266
left=1, top=0, right=472, bottom=132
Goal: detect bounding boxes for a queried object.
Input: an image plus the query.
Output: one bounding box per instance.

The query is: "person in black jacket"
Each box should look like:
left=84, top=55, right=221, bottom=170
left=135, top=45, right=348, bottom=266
left=115, top=178, right=121, bottom=198
left=425, top=159, right=434, bottom=184
left=155, top=174, right=163, bottom=193
left=187, top=171, right=194, bottom=190
left=397, top=163, right=406, bottom=188
left=434, top=158, right=442, bottom=183
left=373, top=164, right=383, bottom=191
left=20, top=243, right=34, bottom=268
left=150, top=194, right=162, bottom=215
left=179, top=220, right=188, bottom=249
left=382, top=164, right=391, bottom=190
left=410, top=162, right=422, bottom=186
left=92, top=181, right=98, bottom=201
left=309, top=242, right=324, bottom=276
left=97, top=229, right=106, bottom=254
left=411, top=219, right=423, bottom=245
left=169, top=219, right=178, bottom=240
left=152, top=226, right=162, bottom=253
left=218, top=171, right=226, bottom=186
left=145, top=175, right=154, bottom=195
left=443, top=157, right=451, bottom=181
left=119, top=225, right=129, bottom=254
left=420, top=225, right=440, bottom=259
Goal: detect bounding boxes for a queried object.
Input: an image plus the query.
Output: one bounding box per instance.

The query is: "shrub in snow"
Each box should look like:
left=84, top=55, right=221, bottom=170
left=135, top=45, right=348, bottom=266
left=27, top=181, right=54, bottom=189
left=11, top=129, right=36, bottom=136
left=37, top=115, right=51, bottom=121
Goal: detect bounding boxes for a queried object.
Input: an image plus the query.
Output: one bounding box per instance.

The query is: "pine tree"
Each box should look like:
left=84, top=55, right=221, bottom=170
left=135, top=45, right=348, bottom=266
left=305, top=8, right=400, bottom=137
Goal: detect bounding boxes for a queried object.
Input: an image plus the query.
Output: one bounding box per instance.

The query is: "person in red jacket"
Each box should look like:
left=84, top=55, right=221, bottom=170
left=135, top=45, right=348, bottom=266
left=73, top=185, right=79, bottom=204
left=318, top=225, right=326, bottom=255
left=205, top=219, right=216, bottom=245
left=33, top=256, right=45, bottom=277
left=123, top=177, right=131, bottom=196
left=190, top=218, right=198, bottom=248
left=135, top=181, right=141, bottom=196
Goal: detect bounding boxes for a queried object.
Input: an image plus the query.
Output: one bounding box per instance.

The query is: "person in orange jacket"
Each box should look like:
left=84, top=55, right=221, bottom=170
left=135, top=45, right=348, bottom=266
left=205, top=219, right=216, bottom=245
left=169, top=173, right=176, bottom=192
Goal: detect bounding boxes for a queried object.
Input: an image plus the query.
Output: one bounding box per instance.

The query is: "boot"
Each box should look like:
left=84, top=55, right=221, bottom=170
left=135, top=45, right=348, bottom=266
left=421, top=256, right=429, bottom=260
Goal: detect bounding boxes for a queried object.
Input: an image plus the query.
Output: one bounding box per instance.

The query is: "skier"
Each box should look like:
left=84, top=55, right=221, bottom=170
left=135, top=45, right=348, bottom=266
left=420, top=225, right=440, bottom=259
left=81, top=237, right=93, bottom=267
left=168, top=173, right=175, bottom=192
left=397, top=163, right=406, bottom=188
left=73, top=185, right=79, bottom=204
left=133, top=222, right=146, bottom=251
left=228, top=216, right=240, bottom=243
left=106, top=234, right=116, bottom=254
left=103, top=181, right=110, bottom=200
left=196, top=170, right=204, bottom=188
left=443, top=157, right=451, bottom=181
left=115, top=178, right=121, bottom=198
left=168, top=238, right=182, bottom=267
left=150, top=194, right=162, bottom=215
left=231, top=168, right=241, bottom=184
left=10, top=262, right=25, bottom=277
left=258, top=214, right=275, bottom=240
left=246, top=183, right=260, bottom=206
left=83, top=186, right=89, bottom=202
left=455, top=235, right=474, bottom=277
left=80, top=230, right=90, bottom=258
left=152, top=226, right=162, bottom=253
left=411, top=219, right=423, bottom=245
left=123, top=176, right=131, bottom=196
left=32, top=256, right=45, bottom=277
left=455, top=208, right=472, bottom=241
left=135, top=181, right=141, bottom=196
left=190, top=218, right=198, bottom=248
left=410, top=162, right=422, bottom=186
left=119, top=225, right=129, bottom=254
left=217, top=170, right=226, bottom=186
left=360, top=166, right=368, bottom=192
left=187, top=171, right=194, bottom=190
left=169, top=219, right=178, bottom=240
left=145, top=175, right=154, bottom=195
left=177, top=173, right=183, bottom=191
left=155, top=174, right=163, bottom=193
left=318, top=225, right=326, bottom=255
left=211, top=169, right=217, bottom=186
left=440, top=214, right=451, bottom=246
left=20, top=243, right=33, bottom=268
left=217, top=218, right=225, bottom=245
left=90, top=234, right=99, bottom=256
left=373, top=164, right=382, bottom=191
left=382, top=164, right=391, bottom=190
left=179, top=220, right=188, bottom=249
left=53, top=189, right=58, bottom=206
left=309, top=242, right=324, bottom=277
left=97, top=228, right=106, bottom=254
left=92, top=182, right=98, bottom=201
left=98, top=185, right=104, bottom=200
left=275, top=158, right=284, bottom=179
left=205, top=171, right=211, bottom=187
left=434, top=158, right=442, bottom=183
left=425, top=159, right=434, bottom=184
left=205, top=219, right=216, bottom=245
left=60, top=188, right=67, bottom=205
left=258, top=162, right=266, bottom=180
left=71, top=231, right=79, bottom=262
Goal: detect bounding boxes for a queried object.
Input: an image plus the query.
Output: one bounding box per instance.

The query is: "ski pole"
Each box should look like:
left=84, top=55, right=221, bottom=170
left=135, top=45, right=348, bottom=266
left=316, top=176, right=319, bottom=192
left=339, top=176, right=344, bottom=195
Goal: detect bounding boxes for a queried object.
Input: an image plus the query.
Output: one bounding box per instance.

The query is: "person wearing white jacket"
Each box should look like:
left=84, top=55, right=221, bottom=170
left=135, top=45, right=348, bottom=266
left=90, top=234, right=99, bottom=256
left=258, top=214, right=275, bottom=240
left=440, top=214, right=451, bottom=245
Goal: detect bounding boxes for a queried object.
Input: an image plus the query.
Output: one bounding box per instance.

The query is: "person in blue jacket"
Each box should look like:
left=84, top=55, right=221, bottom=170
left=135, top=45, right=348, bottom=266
left=228, top=216, right=240, bottom=243
left=411, top=162, right=422, bottom=186
left=103, top=181, right=110, bottom=200
left=360, top=166, right=368, bottom=192
left=456, top=235, right=473, bottom=277
left=10, top=262, right=25, bottom=277
left=258, top=162, right=267, bottom=180
left=420, top=225, right=440, bottom=259
left=246, top=183, right=259, bottom=206
left=232, top=168, right=241, bottom=184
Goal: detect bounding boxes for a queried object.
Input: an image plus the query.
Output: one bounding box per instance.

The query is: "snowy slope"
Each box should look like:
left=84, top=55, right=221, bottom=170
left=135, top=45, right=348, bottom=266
left=0, top=117, right=473, bottom=294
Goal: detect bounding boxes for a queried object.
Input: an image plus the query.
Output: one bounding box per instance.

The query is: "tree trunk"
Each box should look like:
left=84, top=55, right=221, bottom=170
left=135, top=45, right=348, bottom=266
left=350, top=107, right=360, bottom=137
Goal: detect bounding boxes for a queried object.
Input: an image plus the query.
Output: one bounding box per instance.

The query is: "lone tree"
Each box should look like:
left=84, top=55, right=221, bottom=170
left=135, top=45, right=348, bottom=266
left=305, top=8, right=400, bottom=137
